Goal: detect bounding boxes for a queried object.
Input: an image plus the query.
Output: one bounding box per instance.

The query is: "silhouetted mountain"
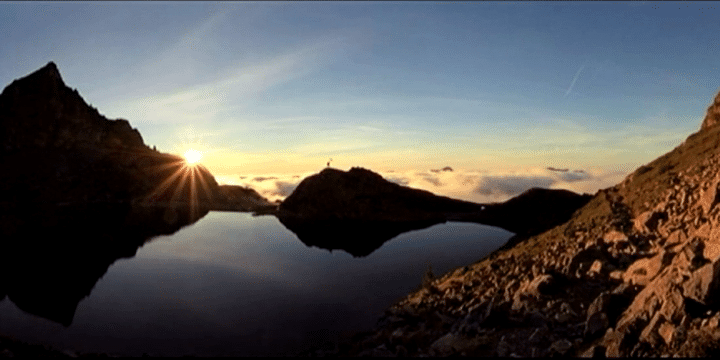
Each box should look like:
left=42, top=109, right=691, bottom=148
left=280, top=167, right=482, bottom=222
left=460, top=187, right=593, bottom=237
left=0, top=62, right=273, bottom=212
left=277, top=167, right=590, bottom=257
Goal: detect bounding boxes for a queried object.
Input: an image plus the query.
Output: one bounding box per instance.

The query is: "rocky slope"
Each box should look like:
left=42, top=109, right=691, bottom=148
left=0, top=62, right=273, bottom=213
left=311, top=92, right=720, bottom=357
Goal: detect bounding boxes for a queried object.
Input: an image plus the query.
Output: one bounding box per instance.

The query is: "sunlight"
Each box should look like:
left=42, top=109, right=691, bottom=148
left=184, top=149, right=203, bottom=165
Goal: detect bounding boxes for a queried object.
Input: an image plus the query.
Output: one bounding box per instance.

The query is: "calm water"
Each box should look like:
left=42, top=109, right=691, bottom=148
left=0, top=212, right=512, bottom=356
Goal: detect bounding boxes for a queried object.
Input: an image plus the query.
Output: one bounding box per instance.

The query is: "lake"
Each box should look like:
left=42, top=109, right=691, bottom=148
left=0, top=211, right=513, bottom=356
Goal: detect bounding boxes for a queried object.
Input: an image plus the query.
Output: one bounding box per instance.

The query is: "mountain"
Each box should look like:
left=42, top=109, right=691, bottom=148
left=0, top=62, right=273, bottom=213
left=277, top=167, right=590, bottom=256
left=317, top=90, right=720, bottom=357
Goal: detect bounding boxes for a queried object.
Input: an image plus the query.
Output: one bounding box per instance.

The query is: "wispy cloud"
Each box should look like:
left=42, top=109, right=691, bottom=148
left=564, top=64, right=585, bottom=98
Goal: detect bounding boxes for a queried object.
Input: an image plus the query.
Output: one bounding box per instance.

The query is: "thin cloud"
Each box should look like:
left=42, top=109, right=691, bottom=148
left=564, top=64, right=585, bottom=98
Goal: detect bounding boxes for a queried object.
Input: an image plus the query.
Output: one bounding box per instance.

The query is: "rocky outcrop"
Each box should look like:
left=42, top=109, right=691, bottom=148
left=0, top=62, right=272, bottom=213
left=305, top=90, right=720, bottom=357
left=701, top=91, right=720, bottom=130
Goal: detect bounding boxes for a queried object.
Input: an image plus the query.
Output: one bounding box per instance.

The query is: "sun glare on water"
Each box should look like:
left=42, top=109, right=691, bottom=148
left=184, top=149, right=203, bottom=165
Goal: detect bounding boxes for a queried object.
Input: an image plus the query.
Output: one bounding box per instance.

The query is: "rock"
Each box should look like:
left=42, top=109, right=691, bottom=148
left=701, top=90, right=720, bottom=130
left=430, top=332, right=476, bottom=355
left=605, top=230, right=629, bottom=244
left=549, top=339, right=573, bottom=355
left=568, top=248, right=608, bottom=277
left=639, top=311, right=664, bottom=346
left=588, top=260, right=604, bottom=276
left=658, top=322, right=676, bottom=346
left=622, top=250, right=671, bottom=286
left=555, top=312, right=573, bottom=323
left=585, top=312, right=609, bottom=338
left=496, top=336, right=510, bottom=357
left=682, top=261, right=720, bottom=305
left=395, top=344, right=408, bottom=357
left=665, top=230, right=687, bottom=248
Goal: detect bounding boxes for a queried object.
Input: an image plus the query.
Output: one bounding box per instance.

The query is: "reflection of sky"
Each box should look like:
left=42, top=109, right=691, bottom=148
left=0, top=212, right=512, bottom=356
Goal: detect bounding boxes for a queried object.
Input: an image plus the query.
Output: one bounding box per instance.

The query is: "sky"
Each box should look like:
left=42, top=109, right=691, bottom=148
left=1, top=1, right=719, bottom=203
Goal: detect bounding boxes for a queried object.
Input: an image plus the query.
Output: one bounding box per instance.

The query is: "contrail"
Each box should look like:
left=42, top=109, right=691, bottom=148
left=564, top=65, right=585, bottom=98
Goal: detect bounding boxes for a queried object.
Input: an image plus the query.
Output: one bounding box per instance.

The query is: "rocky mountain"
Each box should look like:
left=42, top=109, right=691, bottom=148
left=277, top=167, right=590, bottom=257
left=313, top=90, right=720, bottom=357
left=0, top=62, right=273, bottom=213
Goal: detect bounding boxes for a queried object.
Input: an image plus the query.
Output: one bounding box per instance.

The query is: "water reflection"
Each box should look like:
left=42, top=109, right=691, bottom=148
left=0, top=203, right=207, bottom=326
left=276, top=216, right=446, bottom=257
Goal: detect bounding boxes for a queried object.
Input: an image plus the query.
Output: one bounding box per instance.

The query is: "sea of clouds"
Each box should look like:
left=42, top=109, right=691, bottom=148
left=215, top=164, right=635, bottom=204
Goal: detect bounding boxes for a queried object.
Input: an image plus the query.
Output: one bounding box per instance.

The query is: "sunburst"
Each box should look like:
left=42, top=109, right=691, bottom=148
left=140, top=149, right=214, bottom=221
left=184, top=148, right=203, bottom=165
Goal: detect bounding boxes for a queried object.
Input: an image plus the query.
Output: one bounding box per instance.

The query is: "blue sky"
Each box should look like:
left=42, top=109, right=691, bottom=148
left=1, top=1, right=719, bottom=202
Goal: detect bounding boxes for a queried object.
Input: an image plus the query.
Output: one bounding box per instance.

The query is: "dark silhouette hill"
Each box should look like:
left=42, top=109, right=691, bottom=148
left=277, top=167, right=591, bottom=257
left=323, top=88, right=720, bottom=357
left=0, top=62, right=273, bottom=213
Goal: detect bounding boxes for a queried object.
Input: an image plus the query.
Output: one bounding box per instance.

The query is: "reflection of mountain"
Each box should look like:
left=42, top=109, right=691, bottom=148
left=277, top=217, right=442, bottom=257
left=0, top=204, right=207, bottom=327
left=0, top=62, right=274, bottom=212
left=277, top=167, right=591, bottom=257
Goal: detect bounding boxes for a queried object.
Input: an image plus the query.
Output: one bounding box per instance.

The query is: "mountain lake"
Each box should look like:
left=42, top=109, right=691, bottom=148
left=0, top=211, right=513, bottom=356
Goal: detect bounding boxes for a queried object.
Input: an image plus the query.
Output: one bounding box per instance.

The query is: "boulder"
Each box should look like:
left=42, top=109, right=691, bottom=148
left=622, top=250, right=672, bottom=287
left=634, top=210, right=668, bottom=233
left=604, top=230, right=629, bottom=244
left=430, top=332, right=476, bottom=355
left=682, top=261, right=720, bottom=305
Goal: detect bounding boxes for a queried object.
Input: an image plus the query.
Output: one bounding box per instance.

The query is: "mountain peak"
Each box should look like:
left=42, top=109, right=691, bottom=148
left=0, top=62, right=145, bottom=151
left=16, top=61, right=66, bottom=90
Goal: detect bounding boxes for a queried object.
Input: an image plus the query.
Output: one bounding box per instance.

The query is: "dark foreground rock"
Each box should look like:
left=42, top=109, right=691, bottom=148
left=305, top=89, right=720, bottom=357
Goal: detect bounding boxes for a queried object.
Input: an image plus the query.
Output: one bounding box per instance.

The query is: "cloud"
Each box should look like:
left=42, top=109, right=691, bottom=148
left=473, top=175, right=556, bottom=197
left=214, top=164, right=628, bottom=205
left=367, top=166, right=623, bottom=204
left=252, top=176, right=278, bottom=182
left=215, top=173, right=309, bottom=202
left=564, top=64, right=585, bottom=98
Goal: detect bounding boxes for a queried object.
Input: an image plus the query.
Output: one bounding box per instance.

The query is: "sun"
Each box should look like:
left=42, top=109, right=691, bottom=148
left=184, top=149, right=203, bottom=165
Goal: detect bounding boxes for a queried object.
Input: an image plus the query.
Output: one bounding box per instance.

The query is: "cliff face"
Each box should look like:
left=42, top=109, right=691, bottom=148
left=321, top=92, right=720, bottom=357
left=0, top=62, right=273, bottom=212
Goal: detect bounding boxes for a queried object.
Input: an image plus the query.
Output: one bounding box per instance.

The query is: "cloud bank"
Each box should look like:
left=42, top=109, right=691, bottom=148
left=216, top=165, right=631, bottom=204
